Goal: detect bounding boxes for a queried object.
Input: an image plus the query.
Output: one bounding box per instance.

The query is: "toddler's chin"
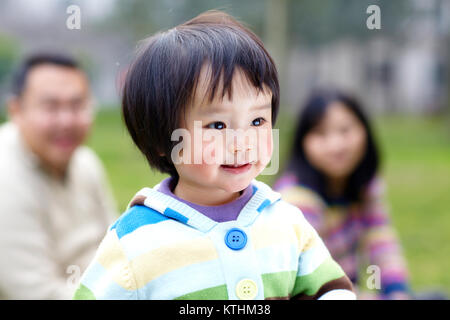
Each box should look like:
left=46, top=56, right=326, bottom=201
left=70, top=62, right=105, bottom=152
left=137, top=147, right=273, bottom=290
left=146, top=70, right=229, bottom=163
left=220, top=176, right=254, bottom=194
left=213, top=161, right=265, bottom=193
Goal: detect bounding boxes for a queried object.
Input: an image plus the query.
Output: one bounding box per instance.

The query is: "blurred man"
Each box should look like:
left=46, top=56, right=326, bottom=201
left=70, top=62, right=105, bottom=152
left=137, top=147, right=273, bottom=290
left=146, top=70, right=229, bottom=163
left=0, top=54, right=117, bottom=299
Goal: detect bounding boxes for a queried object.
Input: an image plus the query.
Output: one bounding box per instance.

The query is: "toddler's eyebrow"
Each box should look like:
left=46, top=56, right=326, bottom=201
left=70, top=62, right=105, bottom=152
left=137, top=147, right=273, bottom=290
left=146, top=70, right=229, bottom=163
left=202, top=103, right=271, bottom=114
left=251, top=103, right=271, bottom=111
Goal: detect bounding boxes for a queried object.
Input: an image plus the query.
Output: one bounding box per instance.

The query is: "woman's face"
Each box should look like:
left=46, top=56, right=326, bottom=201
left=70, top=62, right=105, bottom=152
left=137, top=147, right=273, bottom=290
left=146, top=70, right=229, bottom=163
left=303, top=102, right=367, bottom=180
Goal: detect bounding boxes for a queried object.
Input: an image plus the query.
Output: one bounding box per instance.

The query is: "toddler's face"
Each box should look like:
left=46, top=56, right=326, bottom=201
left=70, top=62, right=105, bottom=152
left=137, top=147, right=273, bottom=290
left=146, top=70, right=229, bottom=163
left=172, top=68, right=273, bottom=203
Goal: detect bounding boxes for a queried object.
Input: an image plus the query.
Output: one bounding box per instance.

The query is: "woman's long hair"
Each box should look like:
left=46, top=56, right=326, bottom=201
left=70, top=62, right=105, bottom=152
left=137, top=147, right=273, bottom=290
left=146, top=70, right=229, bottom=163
left=286, top=89, right=380, bottom=203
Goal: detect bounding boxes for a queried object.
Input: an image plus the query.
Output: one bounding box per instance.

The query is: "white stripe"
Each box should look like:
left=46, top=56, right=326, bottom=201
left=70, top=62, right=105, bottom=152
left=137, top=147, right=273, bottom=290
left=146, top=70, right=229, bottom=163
left=256, top=244, right=298, bottom=275
left=143, top=196, right=167, bottom=214
left=252, top=179, right=281, bottom=202
left=237, top=188, right=268, bottom=226
left=298, top=240, right=330, bottom=276
left=318, top=289, right=357, bottom=300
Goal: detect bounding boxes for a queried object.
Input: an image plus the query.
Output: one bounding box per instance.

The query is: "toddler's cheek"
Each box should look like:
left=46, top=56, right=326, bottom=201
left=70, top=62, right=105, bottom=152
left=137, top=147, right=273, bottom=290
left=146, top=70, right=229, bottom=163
left=258, top=129, right=273, bottom=165
left=202, top=142, right=221, bottom=165
left=192, top=162, right=224, bottom=184
left=189, top=163, right=217, bottom=177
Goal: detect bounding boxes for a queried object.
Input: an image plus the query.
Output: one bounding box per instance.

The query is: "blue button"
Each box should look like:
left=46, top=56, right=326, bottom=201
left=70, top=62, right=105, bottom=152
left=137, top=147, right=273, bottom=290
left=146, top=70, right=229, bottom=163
left=225, top=228, right=247, bottom=250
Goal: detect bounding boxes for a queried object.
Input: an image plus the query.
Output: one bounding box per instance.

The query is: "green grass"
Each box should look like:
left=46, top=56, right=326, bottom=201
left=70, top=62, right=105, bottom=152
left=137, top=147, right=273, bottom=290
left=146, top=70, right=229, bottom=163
left=373, top=116, right=450, bottom=292
left=85, top=109, right=169, bottom=208
left=2, top=108, right=449, bottom=294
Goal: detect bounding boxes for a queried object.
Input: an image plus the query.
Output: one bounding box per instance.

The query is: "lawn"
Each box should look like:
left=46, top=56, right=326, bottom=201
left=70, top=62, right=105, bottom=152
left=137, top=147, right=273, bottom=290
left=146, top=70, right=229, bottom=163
left=372, top=115, right=450, bottom=293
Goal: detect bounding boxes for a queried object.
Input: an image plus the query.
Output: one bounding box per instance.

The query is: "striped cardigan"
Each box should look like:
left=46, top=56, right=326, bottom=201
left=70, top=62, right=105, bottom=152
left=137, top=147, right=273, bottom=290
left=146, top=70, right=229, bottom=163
left=73, top=179, right=354, bottom=300
left=273, top=174, right=410, bottom=299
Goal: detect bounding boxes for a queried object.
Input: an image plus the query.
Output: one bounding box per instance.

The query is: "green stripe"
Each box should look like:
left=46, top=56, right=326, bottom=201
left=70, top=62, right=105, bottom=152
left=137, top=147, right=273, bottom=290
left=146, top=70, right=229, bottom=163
left=73, top=284, right=96, bottom=300
left=261, top=270, right=297, bottom=299
left=174, top=284, right=228, bottom=300
left=292, top=257, right=345, bottom=297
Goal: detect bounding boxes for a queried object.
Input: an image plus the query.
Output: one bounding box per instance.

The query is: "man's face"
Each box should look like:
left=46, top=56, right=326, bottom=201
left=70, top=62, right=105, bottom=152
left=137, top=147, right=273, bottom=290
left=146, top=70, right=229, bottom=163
left=9, top=64, right=93, bottom=175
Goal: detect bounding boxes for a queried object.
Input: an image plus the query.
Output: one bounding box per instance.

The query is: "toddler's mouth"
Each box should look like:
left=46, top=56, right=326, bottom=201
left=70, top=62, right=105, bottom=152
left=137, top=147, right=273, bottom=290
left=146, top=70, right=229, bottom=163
left=221, top=163, right=247, bottom=168
left=220, top=162, right=253, bottom=174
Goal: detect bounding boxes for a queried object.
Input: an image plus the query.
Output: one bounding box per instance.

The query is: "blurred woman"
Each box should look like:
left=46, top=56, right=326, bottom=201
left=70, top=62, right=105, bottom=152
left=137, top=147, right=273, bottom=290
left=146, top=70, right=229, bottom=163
left=274, top=89, right=410, bottom=299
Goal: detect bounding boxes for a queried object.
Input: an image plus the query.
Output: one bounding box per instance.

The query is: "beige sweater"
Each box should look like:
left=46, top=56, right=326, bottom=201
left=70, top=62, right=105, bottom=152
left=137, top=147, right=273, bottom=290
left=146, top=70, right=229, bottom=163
left=0, top=122, right=117, bottom=299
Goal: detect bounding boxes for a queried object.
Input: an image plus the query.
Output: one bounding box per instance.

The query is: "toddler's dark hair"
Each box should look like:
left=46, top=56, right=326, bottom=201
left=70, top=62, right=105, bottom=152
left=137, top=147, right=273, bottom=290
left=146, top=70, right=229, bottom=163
left=122, top=10, right=279, bottom=178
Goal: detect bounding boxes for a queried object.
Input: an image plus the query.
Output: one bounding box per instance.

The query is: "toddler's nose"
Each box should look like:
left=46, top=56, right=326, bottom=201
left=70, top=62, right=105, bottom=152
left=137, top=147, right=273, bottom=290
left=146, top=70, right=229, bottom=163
left=228, top=138, right=253, bottom=154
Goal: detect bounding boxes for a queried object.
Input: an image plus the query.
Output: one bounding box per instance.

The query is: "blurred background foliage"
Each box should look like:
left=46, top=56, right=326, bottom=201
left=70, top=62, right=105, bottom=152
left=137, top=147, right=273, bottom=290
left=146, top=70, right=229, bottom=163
left=0, top=33, right=19, bottom=98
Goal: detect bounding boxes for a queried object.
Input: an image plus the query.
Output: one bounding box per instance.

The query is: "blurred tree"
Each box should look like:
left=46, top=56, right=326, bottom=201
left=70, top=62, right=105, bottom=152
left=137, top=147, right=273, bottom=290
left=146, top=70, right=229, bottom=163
left=264, top=0, right=289, bottom=106
left=0, top=33, right=19, bottom=87
left=99, top=0, right=267, bottom=41
left=287, top=0, right=412, bottom=47
left=0, top=33, right=20, bottom=116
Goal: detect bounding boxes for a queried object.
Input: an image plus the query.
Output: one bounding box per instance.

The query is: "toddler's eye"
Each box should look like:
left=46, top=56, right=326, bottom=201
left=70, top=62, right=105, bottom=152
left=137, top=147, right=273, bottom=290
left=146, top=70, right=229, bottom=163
left=206, top=121, right=226, bottom=130
left=252, top=117, right=266, bottom=126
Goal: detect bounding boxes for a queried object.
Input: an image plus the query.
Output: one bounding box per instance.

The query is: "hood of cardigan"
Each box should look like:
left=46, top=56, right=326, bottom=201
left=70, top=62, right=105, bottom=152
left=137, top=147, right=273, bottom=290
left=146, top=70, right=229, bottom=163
left=126, top=179, right=281, bottom=233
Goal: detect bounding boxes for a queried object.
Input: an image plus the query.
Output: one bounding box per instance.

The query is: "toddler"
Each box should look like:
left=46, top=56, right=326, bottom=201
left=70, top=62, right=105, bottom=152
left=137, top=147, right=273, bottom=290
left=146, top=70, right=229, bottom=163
left=73, top=11, right=355, bottom=300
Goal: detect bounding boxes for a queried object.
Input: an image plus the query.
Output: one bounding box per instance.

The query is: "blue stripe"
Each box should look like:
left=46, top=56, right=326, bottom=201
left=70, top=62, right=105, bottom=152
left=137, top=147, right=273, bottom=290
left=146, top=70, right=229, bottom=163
left=112, top=205, right=168, bottom=239
left=163, top=207, right=189, bottom=224
left=256, top=199, right=271, bottom=212
left=382, top=282, right=410, bottom=296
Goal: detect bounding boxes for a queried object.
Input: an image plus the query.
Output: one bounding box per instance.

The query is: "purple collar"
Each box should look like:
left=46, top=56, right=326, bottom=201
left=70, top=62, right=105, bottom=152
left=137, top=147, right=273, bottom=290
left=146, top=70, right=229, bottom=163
left=157, top=177, right=254, bottom=223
